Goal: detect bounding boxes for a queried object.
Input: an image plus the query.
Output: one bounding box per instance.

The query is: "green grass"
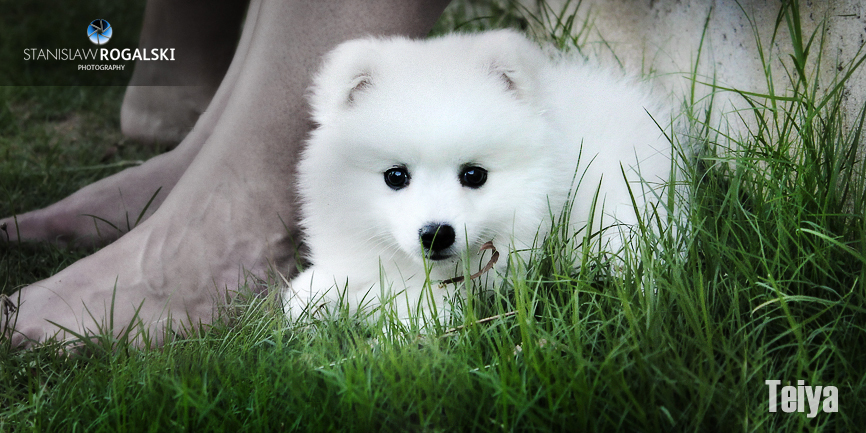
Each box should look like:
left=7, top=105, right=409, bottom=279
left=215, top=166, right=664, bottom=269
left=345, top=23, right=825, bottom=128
left=3, top=0, right=866, bottom=431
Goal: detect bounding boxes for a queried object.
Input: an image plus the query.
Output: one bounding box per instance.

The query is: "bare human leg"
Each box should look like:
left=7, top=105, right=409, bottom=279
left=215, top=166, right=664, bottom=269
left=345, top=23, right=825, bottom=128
left=3, top=0, right=452, bottom=348
left=121, top=0, right=249, bottom=146
left=0, top=0, right=261, bottom=249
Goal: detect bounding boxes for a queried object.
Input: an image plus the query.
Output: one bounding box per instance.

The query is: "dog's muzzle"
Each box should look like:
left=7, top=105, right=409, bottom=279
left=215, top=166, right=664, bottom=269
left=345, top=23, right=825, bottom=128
left=419, top=223, right=455, bottom=260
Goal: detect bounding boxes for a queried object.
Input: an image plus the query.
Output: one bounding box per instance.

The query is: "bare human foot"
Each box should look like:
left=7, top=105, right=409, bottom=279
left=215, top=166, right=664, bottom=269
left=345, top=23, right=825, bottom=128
left=3, top=0, right=452, bottom=348
left=0, top=0, right=260, bottom=249
left=120, top=0, right=249, bottom=146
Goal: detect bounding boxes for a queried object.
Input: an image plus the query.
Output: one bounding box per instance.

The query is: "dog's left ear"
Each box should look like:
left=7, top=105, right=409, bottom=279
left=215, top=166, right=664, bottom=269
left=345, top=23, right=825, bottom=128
left=477, top=30, right=546, bottom=101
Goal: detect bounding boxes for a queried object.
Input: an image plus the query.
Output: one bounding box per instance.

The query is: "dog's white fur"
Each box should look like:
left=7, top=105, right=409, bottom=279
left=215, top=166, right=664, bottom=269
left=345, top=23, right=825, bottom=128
left=285, top=30, right=678, bottom=323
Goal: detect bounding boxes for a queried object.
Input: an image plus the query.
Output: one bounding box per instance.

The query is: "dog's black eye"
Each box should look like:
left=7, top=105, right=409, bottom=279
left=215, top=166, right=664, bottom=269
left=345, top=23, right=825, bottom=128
left=384, top=166, right=410, bottom=190
left=459, top=166, right=487, bottom=188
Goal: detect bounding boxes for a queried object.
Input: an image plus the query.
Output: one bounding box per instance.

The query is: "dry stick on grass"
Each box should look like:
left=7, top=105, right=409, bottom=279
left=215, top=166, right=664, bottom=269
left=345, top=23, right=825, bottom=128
left=439, top=241, right=500, bottom=287
left=440, top=310, right=518, bottom=338
left=436, top=241, right=513, bottom=336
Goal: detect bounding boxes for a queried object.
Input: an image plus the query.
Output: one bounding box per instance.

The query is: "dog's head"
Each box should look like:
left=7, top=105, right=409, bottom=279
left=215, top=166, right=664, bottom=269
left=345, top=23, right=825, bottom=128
left=299, top=31, right=561, bottom=269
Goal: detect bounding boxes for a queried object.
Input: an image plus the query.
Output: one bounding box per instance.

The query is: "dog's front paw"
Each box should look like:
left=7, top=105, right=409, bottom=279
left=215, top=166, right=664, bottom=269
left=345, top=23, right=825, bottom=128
left=285, top=268, right=359, bottom=321
left=284, top=268, right=326, bottom=321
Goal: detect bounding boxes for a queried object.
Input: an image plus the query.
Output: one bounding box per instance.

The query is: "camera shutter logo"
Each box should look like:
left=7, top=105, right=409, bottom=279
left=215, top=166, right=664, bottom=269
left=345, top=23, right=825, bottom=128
left=87, top=19, right=112, bottom=45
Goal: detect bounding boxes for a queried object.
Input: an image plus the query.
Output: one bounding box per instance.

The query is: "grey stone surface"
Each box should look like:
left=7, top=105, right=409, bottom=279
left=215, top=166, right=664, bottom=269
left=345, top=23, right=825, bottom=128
left=525, top=0, right=866, bottom=134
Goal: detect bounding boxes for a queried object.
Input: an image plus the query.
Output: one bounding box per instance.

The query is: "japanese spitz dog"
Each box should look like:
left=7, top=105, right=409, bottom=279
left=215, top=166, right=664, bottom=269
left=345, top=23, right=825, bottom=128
left=285, top=30, right=680, bottom=323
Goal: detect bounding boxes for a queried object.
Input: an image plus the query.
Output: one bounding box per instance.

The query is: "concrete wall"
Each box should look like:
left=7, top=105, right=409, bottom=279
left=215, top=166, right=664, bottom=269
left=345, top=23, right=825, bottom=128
left=524, top=0, right=866, bottom=134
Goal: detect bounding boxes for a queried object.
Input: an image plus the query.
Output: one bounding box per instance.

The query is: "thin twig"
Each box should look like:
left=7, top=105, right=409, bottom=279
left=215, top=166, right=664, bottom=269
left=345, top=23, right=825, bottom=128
left=440, top=310, right=518, bottom=337
left=439, top=241, right=500, bottom=287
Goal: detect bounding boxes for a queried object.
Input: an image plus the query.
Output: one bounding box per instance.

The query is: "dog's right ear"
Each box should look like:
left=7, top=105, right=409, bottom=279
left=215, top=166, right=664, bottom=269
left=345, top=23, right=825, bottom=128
left=345, top=72, right=373, bottom=106
left=309, top=38, right=382, bottom=120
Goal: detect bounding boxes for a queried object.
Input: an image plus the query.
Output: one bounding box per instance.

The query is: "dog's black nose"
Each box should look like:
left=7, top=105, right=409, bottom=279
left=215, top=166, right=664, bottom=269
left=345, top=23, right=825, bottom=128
left=419, top=223, right=455, bottom=253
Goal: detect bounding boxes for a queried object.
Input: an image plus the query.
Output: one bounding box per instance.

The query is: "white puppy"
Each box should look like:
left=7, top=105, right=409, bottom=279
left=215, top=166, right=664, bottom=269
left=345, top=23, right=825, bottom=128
left=285, top=30, right=679, bottom=323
